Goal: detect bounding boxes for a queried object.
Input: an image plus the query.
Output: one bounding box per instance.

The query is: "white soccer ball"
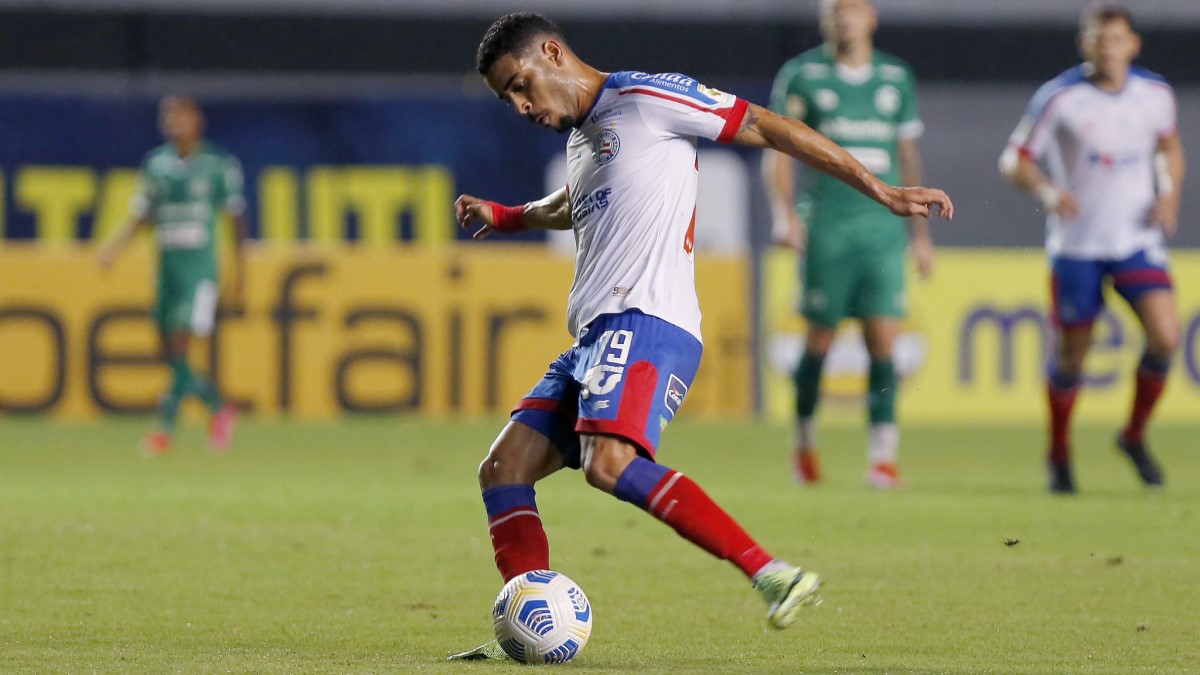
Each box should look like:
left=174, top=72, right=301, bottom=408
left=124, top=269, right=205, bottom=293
left=492, top=570, right=593, bottom=664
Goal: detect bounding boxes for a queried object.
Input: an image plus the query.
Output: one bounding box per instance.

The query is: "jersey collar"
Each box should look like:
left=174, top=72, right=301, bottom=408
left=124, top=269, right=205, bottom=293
left=576, top=72, right=617, bottom=129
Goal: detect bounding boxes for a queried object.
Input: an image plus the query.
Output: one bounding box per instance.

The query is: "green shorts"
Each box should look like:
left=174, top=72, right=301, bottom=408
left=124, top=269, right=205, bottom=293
left=801, top=227, right=906, bottom=328
left=156, top=272, right=218, bottom=337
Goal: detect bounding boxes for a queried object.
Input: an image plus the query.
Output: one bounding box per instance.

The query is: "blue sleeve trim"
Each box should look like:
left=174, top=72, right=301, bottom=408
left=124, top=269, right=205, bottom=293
left=610, top=71, right=718, bottom=105
left=1026, top=65, right=1086, bottom=121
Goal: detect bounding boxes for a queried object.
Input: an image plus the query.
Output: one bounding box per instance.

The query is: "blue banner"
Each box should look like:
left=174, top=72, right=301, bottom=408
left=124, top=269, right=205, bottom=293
left=0, top=94, right=576, bottom=243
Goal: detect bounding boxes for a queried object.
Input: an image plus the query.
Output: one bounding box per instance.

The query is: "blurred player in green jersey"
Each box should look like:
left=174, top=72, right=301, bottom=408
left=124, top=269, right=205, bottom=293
left=765, top=0, right=933, bottom=488
left=100, top=96, right=247, bottom=454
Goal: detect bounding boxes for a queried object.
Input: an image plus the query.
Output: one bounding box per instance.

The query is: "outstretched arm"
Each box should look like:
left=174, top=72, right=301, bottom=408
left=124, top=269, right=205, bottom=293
left=98, top=216, right=151, bottom=268
left=734, top=100, right=950, bottom=219
left=734, top=102, right=953, bottom=220
left=455, top=187, right=572, bottom=240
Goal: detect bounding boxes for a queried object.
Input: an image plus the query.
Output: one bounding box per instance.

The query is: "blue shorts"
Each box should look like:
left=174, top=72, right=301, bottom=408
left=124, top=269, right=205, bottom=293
left=1051, top=249, right=1173, bottom=328
left=511, top=310, right=703, bottom=469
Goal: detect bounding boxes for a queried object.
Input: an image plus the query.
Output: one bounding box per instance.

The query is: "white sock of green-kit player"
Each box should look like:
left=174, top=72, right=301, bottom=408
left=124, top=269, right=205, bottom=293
left=868, top=423, right=899, bottom=466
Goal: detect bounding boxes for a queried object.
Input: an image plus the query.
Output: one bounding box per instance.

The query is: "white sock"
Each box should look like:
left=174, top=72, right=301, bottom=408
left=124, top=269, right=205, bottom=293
left=796, top=418, right=816, bottom=451
left=751, top=559, right=793, bottom=583
left=868, top=423, right=899, bottom=465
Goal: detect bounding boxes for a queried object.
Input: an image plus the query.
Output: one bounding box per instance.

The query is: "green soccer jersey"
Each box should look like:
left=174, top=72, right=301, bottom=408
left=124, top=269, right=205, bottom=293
left=133, top=141, right=245, bottom=281
left=770, top=47, right=921, bottom=248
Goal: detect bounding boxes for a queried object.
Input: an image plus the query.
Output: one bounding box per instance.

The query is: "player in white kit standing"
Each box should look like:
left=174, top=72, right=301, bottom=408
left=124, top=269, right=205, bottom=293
left=1000, top=3, right=1185, bottom=494
left=450, top=13, right=954, bottom=659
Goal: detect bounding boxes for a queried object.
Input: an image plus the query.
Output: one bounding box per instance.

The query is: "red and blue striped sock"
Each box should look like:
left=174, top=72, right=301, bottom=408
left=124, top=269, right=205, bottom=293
left=483, top=484, right=549, bottom=582
left=1047, top=368, right=1080, bottom=463
left=1124, top=353, right=1170, bottom=444
left=614, top=456, right=774, bottom=580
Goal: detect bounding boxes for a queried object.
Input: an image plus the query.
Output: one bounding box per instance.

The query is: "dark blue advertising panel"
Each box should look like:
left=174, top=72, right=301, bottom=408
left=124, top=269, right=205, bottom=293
left=0, top=94, right=576, bottom=244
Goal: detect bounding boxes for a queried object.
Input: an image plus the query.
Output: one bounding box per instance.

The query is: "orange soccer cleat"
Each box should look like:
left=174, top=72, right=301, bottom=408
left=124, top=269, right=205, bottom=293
left=793, top=449, right=822, bottom=485
left=865, top=462, right=904, bottom=490
left=139, top=430, right=172, bottom=456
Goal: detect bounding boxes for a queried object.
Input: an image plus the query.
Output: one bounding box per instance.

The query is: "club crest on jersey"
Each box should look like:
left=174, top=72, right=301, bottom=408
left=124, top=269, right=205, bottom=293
left=664, top=374, right=688, bottom=416
left=875, top=85, right=900, bottom=116
left=592, top=130, right=620, bottom=165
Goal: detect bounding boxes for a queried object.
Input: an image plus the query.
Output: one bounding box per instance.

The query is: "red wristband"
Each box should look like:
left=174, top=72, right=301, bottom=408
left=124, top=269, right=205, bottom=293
left=488, top=202, right=527, bottom=233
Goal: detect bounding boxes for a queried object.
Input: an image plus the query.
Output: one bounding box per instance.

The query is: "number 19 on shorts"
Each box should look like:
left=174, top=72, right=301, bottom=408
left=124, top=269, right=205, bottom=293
left=582, top=329, right=633, bottom=398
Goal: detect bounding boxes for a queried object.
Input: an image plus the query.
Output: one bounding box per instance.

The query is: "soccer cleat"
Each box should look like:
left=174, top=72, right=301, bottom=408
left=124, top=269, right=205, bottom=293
left=1116, top=432, right=1164, bottom=488
left=1048, top=459, right=1076, bottom=494
left=139, top=430, right=172, bottom=456
left=208, top=404, right=239, bottom=454
left=793, top=448, right=821, bottom=485
left=865, top=462, right=903, bottom=489
left=447, top=639, right=508, bottom=661
left=754, top=566, right=823, bottom=630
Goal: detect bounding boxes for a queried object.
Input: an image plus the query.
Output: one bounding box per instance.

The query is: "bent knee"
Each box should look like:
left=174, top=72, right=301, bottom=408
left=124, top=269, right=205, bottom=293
left=1148, top=331, right=1180, bottom=360
left=477, top=453, right=503, bottom=489
left=478, top=423, right=561, bottom=489
left=477, top=442, right=528, bottom=489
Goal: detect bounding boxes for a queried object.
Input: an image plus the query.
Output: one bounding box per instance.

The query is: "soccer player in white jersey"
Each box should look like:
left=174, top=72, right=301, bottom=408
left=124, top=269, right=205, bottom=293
left=1000, top=3, right=1185, bottom=494
left=449, top=13, right=953, bottom=660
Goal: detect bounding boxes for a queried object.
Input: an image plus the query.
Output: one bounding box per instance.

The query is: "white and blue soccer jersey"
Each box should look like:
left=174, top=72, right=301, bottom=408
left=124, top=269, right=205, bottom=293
left=1006, top=64, right=1177, bottom=260
left=563, top=71, right=748, bottom=343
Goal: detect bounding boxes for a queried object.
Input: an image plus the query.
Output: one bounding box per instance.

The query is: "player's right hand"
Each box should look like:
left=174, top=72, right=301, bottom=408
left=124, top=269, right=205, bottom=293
left=454, top=194, right=497, bottom=240
left=773, top=213, right=807, bottom=252
left=1055, top=191, right=1080, bottom=221
left=1036, top=183, right=1079, bottom=221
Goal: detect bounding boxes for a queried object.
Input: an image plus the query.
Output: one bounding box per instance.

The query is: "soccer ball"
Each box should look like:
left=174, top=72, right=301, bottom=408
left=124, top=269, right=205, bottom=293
left=492, top=570, right=592, bottom=664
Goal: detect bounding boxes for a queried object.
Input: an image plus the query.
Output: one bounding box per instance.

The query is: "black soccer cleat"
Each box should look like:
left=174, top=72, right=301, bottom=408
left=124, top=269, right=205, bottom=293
left=1116, top=433, right=1164, bottom=488
left=1048, top=459, right=1076, bottom=494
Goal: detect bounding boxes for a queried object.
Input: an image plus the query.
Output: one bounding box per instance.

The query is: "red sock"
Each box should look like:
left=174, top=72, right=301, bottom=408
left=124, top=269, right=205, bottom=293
left=1125, top=365, right=1168, bottom=444
left=483, top=485, right=549, bottom=582
left=1047, top=379, right=1079, bottom=463
left=644, top=471, right=773, bottom=579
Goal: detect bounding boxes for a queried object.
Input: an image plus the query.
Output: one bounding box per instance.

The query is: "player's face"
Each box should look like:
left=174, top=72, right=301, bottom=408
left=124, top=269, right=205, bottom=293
left=485, top=42, right=578, bottom=133
left=820, top=0, right=877, bottom=49
left=1080, top=18, right=1140, bottom=80
left=159, top=97, right=203, bottom=145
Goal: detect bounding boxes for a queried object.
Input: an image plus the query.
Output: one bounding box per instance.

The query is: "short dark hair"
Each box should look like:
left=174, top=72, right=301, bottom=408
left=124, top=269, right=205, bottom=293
left=1081, top=3, right=1134, bottom=33
left=475, top=12, right=565, bottom=76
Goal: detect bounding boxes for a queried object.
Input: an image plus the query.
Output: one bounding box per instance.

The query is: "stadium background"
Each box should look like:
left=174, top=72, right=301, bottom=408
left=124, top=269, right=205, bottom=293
left=1, top=0, right=1198, bottom=425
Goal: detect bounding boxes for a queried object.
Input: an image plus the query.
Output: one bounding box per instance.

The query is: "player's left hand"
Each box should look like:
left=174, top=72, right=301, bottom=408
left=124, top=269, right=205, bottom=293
left=1150, top=195, right=1180, bottom=238
left=886, top=186, right=954, bottom=220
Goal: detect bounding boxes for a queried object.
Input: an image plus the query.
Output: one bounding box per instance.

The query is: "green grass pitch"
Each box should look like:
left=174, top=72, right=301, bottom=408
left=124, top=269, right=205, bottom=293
left=1, top=417, right=1197, bottom=673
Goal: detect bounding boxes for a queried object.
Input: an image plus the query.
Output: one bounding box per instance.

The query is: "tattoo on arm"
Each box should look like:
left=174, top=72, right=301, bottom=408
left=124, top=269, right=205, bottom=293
left=739, top=106, right=761, bottom=135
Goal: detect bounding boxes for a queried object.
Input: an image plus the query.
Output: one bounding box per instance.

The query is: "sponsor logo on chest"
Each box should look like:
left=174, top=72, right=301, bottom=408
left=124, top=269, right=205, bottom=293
left=572, top=187, right=613, bottom=221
